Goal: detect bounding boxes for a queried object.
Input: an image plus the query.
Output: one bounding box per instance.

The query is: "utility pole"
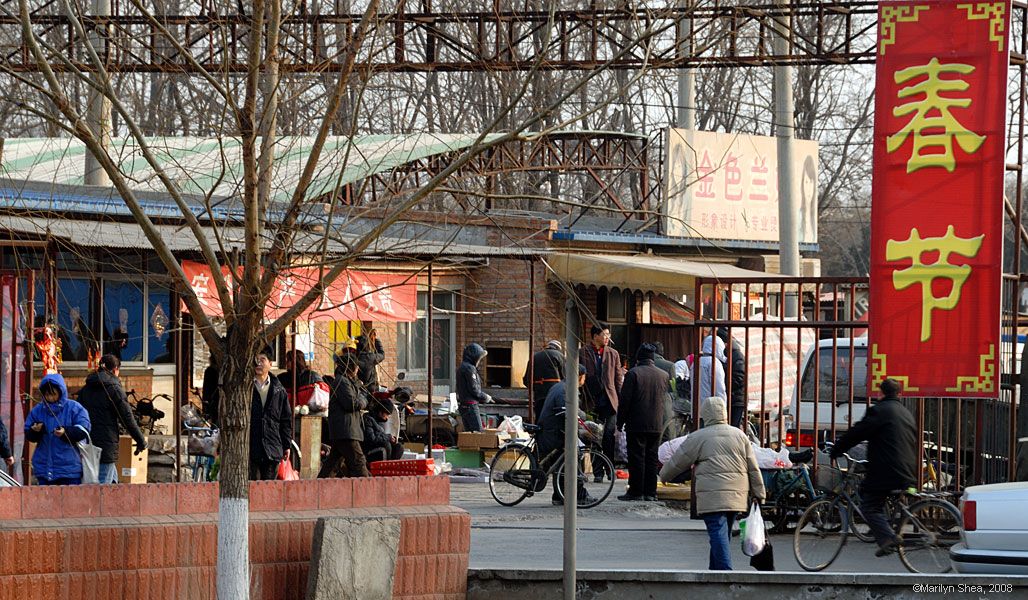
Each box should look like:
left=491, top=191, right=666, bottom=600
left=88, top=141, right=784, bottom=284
left=774, top=2, right=800, bottom=316
left=563, top=299, right=580, bottom=600
left=677, top=0, right=695, bottom=130
left=84, top=0, right=111, bottom=186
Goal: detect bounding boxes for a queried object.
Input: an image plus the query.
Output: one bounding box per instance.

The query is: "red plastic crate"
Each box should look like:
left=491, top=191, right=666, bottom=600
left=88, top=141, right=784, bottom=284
left=369, top=458, right=435, bottom=476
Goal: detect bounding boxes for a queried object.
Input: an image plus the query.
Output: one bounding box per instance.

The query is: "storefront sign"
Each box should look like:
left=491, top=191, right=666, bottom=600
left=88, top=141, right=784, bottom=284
left=664, top=129, right=819, bottom=244
left=181, top=261, right=417, bottom=322
left=869, top=1, right=1008, bottom=397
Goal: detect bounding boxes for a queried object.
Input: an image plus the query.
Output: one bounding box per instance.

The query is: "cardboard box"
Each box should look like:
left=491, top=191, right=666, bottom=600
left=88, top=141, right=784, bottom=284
left=404, top=442, right=427, bottom=454
left=116, top=435, right=148, bottom=484
left=444, top=448, right=484, bottom=469
left=457, top=429, right=509, bottom=450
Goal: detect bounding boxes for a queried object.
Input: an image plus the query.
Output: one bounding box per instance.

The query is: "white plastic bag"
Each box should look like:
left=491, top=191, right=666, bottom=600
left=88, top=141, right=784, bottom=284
left=741, top=501, right=766, bottom=557
left=75, top=426, right=102, bottom=484
left=752, top=444, right=792, bottom=469
left=497, top=415, right=523, bottom=434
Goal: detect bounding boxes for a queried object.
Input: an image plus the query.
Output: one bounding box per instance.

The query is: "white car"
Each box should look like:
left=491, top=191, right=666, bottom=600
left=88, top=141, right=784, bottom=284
left=950, top=482, right=1028, bottom=574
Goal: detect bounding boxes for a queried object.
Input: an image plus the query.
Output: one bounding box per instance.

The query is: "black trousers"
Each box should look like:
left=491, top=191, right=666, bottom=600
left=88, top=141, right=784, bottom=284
left=595, top=407, right=617, bottom=480
left=459, top=404, right=483, bottom=432
left=730, top=403, right=747, bottom=429
left=861, top=488, right=899, bottom=548
left=318, top=439, right=369, bottom=478
left=249, top=456, right=279, bottom=481
left=626, top=431, right=661, bottom=498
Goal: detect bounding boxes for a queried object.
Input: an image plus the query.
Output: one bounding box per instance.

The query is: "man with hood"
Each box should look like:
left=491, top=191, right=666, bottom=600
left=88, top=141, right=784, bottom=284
left=362, top=397, right=404, bottom=464
left=659, top=396, right=765, bottom=570
left=456, top=343, right=492, bottom=432
left=717, top=326, right=748, bottom=428
left=320, top=348, right=370, bottom=477
left=76, top=354, right=147, bottom=483
left=523, top=340, right=565, bottom=421
left=580, top=324, right=624, bottom=482
left=617, top=343, right=668, bottom=501
left=250, top=345, right=293, bottom=480
left=355, top=329, right=385, bottom=392
left=25, top=373, right=91, bottom=485
left=695, top=334, right=727, bottom=405
left=0, top=415, right=14, bottom=471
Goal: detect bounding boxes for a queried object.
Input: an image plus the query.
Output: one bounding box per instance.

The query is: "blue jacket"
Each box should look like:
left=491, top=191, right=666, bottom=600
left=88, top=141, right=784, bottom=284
left=25, top=374, right=91, bottom=481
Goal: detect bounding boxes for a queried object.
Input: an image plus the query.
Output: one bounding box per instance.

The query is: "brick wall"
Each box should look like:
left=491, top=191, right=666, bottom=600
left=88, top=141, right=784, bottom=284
left=0, top=477, right=467, bottom=600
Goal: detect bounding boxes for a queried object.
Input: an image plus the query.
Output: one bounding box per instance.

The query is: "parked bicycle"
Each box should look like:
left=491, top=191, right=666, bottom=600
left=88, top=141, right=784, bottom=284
left=124, top=389, right=168, bottom=435
left=488, top=413, right=615, bottom=508
left=793, top=442, right=962, bottom=573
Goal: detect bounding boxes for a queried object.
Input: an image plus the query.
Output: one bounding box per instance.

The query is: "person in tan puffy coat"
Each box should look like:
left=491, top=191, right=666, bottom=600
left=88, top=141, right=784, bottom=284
left=659, top=396, right=765, bottom=570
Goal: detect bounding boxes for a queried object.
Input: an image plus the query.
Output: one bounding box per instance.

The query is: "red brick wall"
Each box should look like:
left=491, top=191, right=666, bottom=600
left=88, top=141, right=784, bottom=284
left=0, top=477, right=467, bottom=600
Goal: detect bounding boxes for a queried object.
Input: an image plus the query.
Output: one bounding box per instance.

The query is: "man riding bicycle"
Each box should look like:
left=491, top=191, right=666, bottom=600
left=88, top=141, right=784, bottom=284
left=537, top=364, right=596, bottom=506
left=829, top=378, right=917, bottom=557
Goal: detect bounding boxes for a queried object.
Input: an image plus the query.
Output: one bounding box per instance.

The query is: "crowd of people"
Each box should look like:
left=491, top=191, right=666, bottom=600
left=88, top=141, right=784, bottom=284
left=2, top=319, right=918, bottom=573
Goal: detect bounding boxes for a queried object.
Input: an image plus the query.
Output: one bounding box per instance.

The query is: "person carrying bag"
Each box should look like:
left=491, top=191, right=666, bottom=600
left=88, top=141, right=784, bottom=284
left=24, top=374, right=92, bottom=485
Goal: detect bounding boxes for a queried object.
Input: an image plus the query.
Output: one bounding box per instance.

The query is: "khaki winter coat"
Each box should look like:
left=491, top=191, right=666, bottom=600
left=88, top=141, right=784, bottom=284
left=658, top=397, right=765, bottom=514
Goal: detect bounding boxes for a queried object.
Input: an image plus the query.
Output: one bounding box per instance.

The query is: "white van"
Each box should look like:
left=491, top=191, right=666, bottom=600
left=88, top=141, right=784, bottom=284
left=775, top=337, right=868, bottom=447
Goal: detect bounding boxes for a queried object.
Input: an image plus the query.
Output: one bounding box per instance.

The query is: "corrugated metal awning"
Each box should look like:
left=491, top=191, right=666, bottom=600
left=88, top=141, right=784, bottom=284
left=0, top=215, right=548, bottom=259
left=544, top=252, right=776, bottom=295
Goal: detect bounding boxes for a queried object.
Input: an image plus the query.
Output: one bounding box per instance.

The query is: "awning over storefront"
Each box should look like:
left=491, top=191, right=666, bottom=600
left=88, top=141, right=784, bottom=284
left=544, top=252, right=777, bottom=296
left=182, top=261, right=417, bottom=322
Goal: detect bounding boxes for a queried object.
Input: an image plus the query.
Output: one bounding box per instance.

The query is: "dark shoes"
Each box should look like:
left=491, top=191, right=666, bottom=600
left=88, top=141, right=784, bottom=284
left=875, top=539, right=900, bottom=557
left=593, top=474, right=605, bottom=483
left=643, top=495, right=659, bottom=502
left=553, top=495, right=597, bottom=506
left=618, top=494, right=644, bottom=502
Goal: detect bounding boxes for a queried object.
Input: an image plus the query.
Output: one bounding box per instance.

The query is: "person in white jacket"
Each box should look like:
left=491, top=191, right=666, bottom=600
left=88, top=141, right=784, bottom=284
left=693, top=334, right=726, bottom=405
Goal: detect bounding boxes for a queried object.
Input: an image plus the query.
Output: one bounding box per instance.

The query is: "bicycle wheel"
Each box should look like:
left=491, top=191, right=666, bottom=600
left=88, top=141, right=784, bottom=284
left=556, top=449, right=615, bottom=508
left=793, top=498, right=848, bottom=571
left=488, top=445, right=535, bottom=507
left=897, top=498, right=962, bottom=574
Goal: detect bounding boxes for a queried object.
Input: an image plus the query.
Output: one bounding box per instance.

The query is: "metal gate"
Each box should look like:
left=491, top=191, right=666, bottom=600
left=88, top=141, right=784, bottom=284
left=693, top=275, right=1021, bottom=491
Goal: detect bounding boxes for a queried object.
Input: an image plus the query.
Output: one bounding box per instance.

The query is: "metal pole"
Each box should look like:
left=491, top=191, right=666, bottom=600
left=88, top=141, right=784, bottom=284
left=563, top=299, right=580, bottom=600
left=173, top=297, right=182, bottom=482
left=85, top=0, right=112, bottom=186
left=774, top=1, right=800, bottom=319
left=528, top=262, right=536, bottom=423
left=676, top=0, right=696, bottom=130
left=427, top=263, right=433, bottom=454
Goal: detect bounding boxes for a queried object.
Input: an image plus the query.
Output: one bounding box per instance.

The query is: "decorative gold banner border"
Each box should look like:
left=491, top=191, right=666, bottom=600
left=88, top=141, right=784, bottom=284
left=879, top=5, right=930, bottom=55
left=872, top=343, right=995, bottom=394
left=957, top=2, right=1008, bottom=52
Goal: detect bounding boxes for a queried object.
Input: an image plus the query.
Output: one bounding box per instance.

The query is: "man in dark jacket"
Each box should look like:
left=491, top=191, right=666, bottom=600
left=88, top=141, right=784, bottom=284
left=537, top=364, right=595, bottom=506
left=580, top=324, right=624, bottom=482
left=76, top=354, right=147, bottom=483
left=523, top=340, right=565, bottom=421
left=716, top=327, right=748, bottom=428
left=250, top=346, right=293, bottom=481
left=830, top=378, right=917, bottom=556
left=617, top=343, right=668, bottom=501
left=355, top=330, right=385, bottom=392
left=456, top=343, right=492, bottom=432
left=319, top=349, right=370, bottom=477
left=201, top=353, right=220, bottom=425
left=362, top=398, right=404, bottom=464
left=0, top=415, right=13, bottom=472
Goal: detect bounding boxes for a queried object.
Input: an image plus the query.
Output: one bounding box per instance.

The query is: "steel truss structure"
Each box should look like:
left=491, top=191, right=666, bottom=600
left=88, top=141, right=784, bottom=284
left=0, top=2, right=883, bottom=73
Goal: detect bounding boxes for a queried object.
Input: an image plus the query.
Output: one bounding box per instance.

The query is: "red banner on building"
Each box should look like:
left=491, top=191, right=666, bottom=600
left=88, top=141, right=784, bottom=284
left=870, top=1, right=1009, bottom=397
left=181, top=261, right=417, bottom=323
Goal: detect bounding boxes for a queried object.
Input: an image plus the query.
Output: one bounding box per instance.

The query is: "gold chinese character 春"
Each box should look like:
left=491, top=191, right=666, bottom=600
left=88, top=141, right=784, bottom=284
left=887, top=58, right=985, bottom=173
left=886, top=225, right=983, bottom=342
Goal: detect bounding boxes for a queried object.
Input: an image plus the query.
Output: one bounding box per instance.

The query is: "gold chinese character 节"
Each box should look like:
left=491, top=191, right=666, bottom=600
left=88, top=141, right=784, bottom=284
left=887, top=58, right=985, bottom=173
left=886, top=225, right=984, bottom=342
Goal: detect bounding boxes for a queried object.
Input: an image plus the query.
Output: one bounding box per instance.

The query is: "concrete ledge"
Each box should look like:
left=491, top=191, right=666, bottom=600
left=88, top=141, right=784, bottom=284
left=468, top=568, right=1028, bottom=600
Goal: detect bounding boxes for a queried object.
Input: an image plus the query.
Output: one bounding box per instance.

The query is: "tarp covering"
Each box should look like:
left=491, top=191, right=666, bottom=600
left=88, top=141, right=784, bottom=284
left=545, top=252, right=776, bottom=296
left=182, top=261, right=416, bottom=322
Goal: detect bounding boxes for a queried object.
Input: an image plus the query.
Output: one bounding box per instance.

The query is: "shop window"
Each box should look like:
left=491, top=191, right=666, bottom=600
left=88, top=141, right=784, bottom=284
left=397, top=291, right=455, bottom=378
left=57, top=278, right=94, bottom=362
left=103, top=281, right=144, bottom=362
left=598, top=287, right=628, bottom=323
left=147, top=286, right=173, bottom=364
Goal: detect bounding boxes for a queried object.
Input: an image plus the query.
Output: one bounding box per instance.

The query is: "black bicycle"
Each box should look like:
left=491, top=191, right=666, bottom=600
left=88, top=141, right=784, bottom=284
left=793, top=443, right=962, bottom=573
left=487, top=416, right=615, bottom=509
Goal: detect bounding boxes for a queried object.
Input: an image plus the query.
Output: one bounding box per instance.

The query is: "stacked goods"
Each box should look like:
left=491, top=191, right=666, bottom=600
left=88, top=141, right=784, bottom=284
left=369, top=458, right=436, bottom=476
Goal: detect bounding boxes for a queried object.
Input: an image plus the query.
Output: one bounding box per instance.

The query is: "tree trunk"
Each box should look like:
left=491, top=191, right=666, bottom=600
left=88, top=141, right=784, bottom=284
left=216, top=328, right=256, bottom=599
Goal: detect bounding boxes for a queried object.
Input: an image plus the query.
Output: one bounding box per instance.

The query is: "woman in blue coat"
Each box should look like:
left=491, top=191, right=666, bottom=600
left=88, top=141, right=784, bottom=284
left=24, top=374, right=91, bottom=485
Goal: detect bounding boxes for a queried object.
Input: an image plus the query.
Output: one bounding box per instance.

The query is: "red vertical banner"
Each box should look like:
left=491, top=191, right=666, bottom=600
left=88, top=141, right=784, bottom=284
left=870, top=1, right=1009, bottom=397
